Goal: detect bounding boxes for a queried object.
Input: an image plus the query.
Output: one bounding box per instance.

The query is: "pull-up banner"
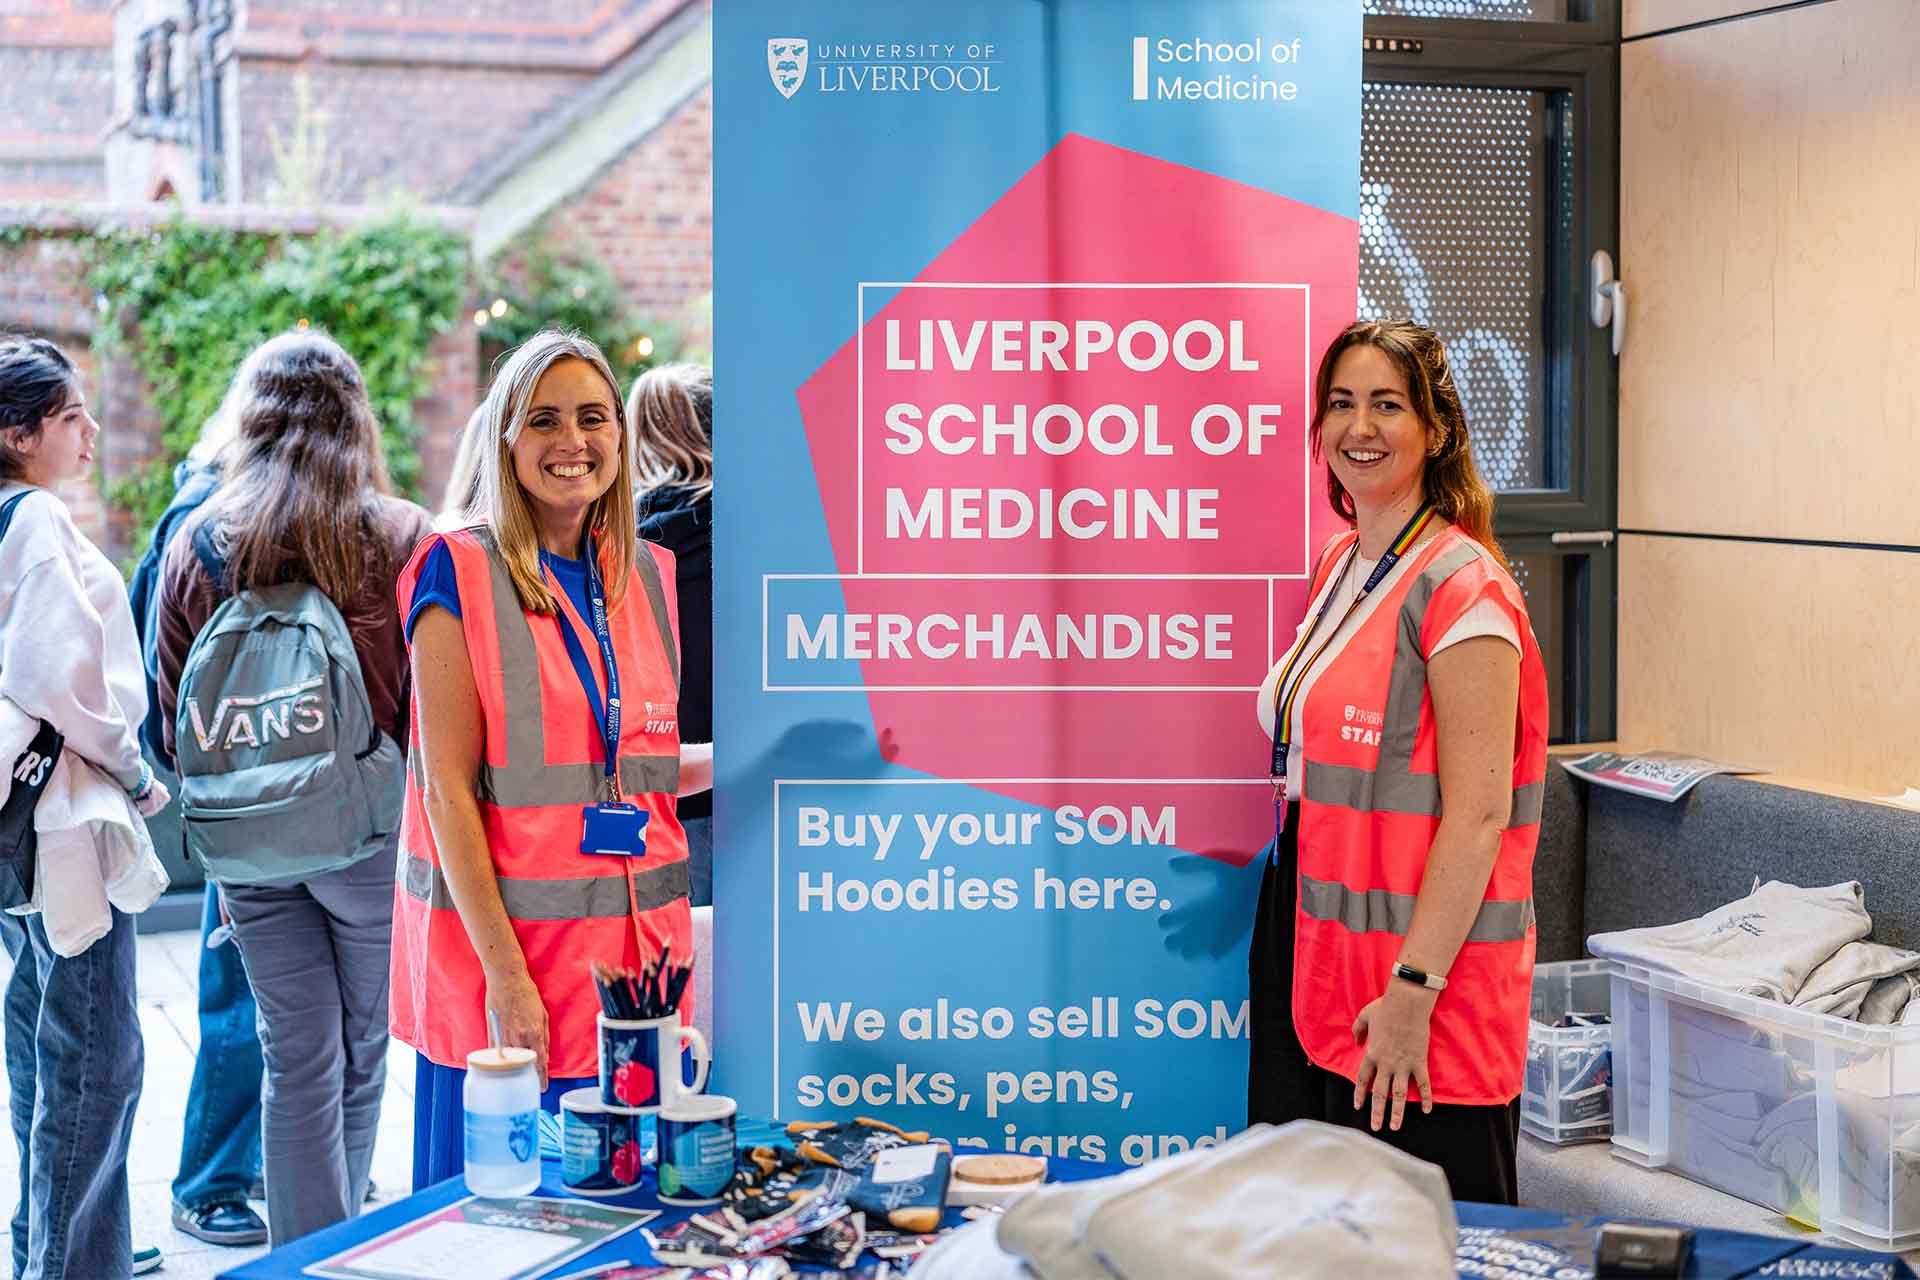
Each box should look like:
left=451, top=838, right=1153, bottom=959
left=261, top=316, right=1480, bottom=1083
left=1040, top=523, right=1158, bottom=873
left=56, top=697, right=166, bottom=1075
left=715, top=1, right=1359, bottom=1164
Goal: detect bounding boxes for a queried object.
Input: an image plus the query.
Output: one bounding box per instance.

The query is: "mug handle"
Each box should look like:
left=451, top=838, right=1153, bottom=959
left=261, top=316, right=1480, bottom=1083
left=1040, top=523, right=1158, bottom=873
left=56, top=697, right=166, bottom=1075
left=678, top=1026, right=710, bottom=1095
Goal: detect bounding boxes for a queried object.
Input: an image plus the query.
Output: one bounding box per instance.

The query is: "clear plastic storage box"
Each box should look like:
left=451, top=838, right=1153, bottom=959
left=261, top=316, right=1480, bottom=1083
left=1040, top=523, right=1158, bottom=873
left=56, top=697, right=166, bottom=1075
left=1523, top=959, right=1614, bottom=1144
left=1609, top=959, right=1920, bottom=1251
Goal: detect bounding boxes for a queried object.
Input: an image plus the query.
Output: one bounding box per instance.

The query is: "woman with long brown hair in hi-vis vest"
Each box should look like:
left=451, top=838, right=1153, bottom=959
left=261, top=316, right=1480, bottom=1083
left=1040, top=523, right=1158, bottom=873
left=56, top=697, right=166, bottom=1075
left=393, top=331, right=714, bottom=1187
left=1250, top=319, right=1549, bottom=1204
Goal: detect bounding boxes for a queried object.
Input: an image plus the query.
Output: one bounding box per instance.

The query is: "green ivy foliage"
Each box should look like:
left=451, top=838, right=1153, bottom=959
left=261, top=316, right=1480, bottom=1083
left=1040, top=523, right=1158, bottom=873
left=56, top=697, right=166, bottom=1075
left=474, top=244, right=703, bottom=395
left=83, top=212, right=469, bottom=550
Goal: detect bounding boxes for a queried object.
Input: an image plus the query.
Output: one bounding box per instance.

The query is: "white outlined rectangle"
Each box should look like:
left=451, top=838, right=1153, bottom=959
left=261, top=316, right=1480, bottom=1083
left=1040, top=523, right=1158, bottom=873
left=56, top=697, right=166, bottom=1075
left=769, top=776, right=1270, bottom=1110
left=855, top=281, right=1313, bottom=579
left=761, top=571, right=1293, bottom=692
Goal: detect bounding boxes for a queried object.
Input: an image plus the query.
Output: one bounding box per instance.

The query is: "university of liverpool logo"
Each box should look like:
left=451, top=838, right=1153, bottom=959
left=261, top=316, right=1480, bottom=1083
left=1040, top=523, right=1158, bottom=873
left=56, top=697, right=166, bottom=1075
left=768, top=38, right=807, bottom=99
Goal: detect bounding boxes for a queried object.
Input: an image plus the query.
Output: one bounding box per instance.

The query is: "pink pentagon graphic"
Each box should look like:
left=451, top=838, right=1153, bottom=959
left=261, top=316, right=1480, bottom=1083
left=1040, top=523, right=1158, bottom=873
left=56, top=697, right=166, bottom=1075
left=794, top=133, right=1357, bottom=863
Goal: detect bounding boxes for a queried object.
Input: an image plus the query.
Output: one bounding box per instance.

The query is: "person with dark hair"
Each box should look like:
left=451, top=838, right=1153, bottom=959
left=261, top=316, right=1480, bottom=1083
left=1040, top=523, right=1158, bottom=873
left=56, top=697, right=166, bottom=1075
left=0, top=335, right=172, bottom=1280
left=628, top=363, right=714, bottom=905
left=1250, top=319, right=1549, bottom=1204
left=125, top=362, right=268, bottom=1248
left=153, top=330, right=431, bottom=1245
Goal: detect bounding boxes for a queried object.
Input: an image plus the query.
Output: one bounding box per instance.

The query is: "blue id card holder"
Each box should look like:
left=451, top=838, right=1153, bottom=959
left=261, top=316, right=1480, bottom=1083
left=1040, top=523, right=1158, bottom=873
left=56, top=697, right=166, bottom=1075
left=581, top=803, right=649, bottom=857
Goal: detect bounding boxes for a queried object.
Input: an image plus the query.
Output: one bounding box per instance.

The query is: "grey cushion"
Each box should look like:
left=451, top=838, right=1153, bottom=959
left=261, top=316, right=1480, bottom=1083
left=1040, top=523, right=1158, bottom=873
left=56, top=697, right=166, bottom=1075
left=1582, top=775, right=1920, bottom=951
left=1533, top=759, right=1589, bottom=963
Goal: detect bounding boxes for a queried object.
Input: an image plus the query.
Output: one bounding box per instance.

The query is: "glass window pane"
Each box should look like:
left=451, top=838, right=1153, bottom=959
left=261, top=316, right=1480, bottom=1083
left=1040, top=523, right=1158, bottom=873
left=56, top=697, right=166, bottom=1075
left=1363, top=0, right=1568, bottom=19
left=1359, top=83, right=1560, bottom=492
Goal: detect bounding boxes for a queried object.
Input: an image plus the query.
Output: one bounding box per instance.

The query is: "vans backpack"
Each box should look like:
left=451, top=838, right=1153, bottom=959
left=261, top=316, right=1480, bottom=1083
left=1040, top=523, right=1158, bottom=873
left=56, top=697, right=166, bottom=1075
left=173, top=525, right=403, bottom=885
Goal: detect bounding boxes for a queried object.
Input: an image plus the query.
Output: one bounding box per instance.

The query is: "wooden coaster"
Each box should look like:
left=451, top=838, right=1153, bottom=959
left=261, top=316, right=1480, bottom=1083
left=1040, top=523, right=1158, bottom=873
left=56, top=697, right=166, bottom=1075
left=952, top=1154, right=1047, bottom=1186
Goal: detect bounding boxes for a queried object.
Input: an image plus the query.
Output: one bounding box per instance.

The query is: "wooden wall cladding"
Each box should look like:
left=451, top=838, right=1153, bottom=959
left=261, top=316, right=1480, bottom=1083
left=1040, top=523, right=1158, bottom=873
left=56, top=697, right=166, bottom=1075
left=1620, top=0, right=1920, bottom=547
left=1624, top=0, right=1793, bottom=39
left=1617, top=534, right=1920, bottom=795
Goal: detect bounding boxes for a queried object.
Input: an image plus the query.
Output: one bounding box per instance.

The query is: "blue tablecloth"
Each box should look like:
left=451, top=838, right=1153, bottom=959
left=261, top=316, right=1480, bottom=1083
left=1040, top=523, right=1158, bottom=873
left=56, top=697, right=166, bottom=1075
left=221, top=1157, right=1917, bottom=1279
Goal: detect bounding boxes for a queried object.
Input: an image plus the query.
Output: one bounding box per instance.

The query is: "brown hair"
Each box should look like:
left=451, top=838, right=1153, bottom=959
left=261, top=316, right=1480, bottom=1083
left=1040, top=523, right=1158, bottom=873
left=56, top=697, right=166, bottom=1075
left=470, top=330, right=636, bottom=615
left=627, top=363, right=712, bottom=502
left=1308, top=318, right=1508, bottom=572
left=0, top=336, right=77, bottom=481
left=194, top=329, right=393, bottom=602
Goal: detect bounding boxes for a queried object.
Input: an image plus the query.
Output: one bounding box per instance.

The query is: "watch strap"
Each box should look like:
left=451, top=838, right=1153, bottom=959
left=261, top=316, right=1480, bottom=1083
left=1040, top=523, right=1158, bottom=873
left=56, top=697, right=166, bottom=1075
left=1391, top=961, right=1447, bottom=992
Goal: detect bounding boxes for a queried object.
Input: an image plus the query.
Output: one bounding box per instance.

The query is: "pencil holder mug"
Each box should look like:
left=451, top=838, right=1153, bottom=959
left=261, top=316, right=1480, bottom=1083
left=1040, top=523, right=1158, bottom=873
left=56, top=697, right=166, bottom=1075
left=598, top=1011, right=709, bottom=1112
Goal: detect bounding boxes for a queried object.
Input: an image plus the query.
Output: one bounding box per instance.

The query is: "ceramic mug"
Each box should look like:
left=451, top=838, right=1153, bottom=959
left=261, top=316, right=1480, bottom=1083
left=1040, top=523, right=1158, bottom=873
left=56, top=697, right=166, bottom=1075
left=597, top=1011, right=710, bottom=1113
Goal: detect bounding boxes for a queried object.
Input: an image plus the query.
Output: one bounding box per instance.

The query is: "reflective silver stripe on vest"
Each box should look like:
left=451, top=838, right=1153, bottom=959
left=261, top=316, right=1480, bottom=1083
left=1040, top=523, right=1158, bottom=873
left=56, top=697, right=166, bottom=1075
left=1299, top=872, right=1536, bottom=943
left=471, top=532, right=680, bottom=807
left=1301, top=541, right=1541, bottom=830
left=399, top=850, right=689, bottom=920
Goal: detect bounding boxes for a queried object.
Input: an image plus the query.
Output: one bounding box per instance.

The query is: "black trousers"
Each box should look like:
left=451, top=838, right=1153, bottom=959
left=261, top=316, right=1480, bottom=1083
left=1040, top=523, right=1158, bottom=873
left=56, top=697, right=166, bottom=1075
left=1248, top=801, right=1520, bottom=1206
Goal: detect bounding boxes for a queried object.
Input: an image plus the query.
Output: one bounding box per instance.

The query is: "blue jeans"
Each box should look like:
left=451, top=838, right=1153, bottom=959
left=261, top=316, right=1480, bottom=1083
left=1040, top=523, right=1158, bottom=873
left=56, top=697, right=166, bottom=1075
left=0, top=908, right=143, bottom=1280
left=683, top=815, right=713, bottom=908
left=171, top=883, right=263, bottom=1211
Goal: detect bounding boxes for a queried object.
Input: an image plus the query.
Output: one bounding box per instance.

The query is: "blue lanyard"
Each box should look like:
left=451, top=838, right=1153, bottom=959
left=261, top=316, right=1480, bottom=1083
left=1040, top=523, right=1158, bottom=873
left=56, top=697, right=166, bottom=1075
left=1268, top=504, right=1437, bottom=789
left=550, top=535, right=624, bottom=803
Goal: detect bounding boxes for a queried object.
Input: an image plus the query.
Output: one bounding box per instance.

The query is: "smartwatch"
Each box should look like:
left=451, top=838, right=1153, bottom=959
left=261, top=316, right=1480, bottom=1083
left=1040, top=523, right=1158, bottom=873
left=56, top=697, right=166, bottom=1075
left=1391, top=961, right=1448, bottom=992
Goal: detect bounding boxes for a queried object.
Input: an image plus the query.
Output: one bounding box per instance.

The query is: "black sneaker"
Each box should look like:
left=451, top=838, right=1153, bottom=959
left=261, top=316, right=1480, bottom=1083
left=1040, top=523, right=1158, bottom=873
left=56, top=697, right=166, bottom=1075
left=170, top=1200, right=268, bottom=1246
left=132, top=1246, right=162, bottom=1274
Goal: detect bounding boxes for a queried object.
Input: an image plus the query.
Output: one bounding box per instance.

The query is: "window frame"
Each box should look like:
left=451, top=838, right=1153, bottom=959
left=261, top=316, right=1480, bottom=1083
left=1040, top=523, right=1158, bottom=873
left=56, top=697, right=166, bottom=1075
left=1363, top=3, right=1620, bottom=740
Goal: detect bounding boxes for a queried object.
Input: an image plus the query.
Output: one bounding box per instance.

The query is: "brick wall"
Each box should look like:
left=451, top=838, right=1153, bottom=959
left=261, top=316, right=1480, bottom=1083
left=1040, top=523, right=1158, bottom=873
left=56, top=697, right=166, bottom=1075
left=236, top=59, right=595, bottom=204
left=515, top=82, right=712, bottom=344
left=0, top=42, right=114, bottom=201
left=0, top=218, right=479, bottom=558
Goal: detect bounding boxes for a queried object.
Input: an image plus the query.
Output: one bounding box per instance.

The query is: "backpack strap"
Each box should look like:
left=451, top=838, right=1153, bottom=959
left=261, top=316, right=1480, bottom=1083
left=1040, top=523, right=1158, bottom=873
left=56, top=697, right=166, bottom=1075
left=0, top=488, right=40, bottom=545
left=190, top=521, right=230, bottom=596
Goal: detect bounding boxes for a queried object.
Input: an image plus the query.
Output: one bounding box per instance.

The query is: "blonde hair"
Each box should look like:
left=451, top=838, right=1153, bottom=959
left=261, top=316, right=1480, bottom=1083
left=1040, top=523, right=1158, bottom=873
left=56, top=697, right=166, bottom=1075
left=626, top=363, right=712, bottom=502
left=187, top=353, right=252, bottom=467
left=1309, top=319, right=1509, bottom=573
left=437, top=403, right=489, bottom=529
left=471, top=330, right=636, bottom=614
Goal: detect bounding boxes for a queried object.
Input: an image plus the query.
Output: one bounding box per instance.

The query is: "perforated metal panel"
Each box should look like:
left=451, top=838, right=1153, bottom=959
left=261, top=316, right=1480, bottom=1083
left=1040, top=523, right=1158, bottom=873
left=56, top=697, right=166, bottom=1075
left=1359, top=82, right=1563, bottom=491
left=1362, top=0, right=1566, bottom=18
left=1507, top=552, right=1571, bottom=740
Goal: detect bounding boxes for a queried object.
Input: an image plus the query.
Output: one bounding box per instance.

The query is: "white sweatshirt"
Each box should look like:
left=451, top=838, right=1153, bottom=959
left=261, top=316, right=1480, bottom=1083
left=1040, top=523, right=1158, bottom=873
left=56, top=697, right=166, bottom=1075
left=0, top=481, right=149, bottom=794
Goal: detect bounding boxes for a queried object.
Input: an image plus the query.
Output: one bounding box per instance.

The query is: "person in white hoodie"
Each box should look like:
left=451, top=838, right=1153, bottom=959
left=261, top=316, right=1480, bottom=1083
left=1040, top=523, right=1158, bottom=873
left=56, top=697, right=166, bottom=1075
left=0, top=335, right=171, bottom=1280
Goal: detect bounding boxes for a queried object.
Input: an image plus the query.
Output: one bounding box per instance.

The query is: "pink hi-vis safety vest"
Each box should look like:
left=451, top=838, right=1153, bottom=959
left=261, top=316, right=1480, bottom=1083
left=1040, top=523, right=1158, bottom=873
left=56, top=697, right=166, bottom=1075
left=1291, top=525, right=1548, bottom=1105
left=388, top=528, right=691, bottom=1079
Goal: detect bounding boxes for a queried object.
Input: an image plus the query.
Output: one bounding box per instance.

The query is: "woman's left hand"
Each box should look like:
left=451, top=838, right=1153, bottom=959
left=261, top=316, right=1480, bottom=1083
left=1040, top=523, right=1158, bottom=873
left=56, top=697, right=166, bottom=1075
left=1351, top=983, right=1439, bottom=1132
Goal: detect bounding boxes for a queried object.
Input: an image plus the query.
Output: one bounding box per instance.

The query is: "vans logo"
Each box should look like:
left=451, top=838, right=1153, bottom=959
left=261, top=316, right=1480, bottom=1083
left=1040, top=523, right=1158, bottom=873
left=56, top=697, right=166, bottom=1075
left=186, top=676, right=327, bottom=752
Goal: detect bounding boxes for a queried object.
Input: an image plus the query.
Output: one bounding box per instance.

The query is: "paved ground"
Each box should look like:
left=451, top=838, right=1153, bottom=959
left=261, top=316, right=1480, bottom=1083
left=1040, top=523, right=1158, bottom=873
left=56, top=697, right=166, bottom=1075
left=0, top=928, right=419, bottom=1279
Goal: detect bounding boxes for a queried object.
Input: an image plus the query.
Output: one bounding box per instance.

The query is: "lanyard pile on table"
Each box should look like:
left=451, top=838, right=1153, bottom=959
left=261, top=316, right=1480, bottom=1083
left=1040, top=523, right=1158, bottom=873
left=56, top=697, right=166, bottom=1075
left=631, top=1118, right=960, bottom=1276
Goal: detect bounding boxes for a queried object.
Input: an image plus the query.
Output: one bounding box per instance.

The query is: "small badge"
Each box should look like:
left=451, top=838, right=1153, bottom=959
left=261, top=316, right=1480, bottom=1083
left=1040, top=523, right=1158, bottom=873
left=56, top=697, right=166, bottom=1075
left=581, top=802, right=649, bottom=857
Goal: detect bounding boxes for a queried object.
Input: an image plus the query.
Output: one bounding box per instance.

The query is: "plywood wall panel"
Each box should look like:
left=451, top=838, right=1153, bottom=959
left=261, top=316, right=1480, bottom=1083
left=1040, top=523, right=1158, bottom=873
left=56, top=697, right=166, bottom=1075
left=1623, top=0, right=1801, bottom=39
left=1617, top=534, right=1920, bottom=795
left=1619, top=0, right=1920, bottom=546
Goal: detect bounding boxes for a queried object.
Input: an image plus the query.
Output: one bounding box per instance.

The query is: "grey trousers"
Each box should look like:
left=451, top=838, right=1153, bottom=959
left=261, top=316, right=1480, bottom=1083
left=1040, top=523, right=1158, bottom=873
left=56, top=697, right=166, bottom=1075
left=223, top=834, right=396, bottom=1247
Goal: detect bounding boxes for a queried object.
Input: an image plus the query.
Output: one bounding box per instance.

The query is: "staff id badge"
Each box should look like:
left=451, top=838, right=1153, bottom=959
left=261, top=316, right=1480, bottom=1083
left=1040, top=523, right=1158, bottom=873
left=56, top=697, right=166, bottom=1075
left=582, top=802, right=649, bottom=857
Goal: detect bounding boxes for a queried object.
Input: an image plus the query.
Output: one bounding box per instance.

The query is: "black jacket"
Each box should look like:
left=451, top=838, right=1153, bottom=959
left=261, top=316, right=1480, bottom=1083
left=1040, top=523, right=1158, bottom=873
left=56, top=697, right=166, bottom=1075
left=639, top=484, right=712, bottom=820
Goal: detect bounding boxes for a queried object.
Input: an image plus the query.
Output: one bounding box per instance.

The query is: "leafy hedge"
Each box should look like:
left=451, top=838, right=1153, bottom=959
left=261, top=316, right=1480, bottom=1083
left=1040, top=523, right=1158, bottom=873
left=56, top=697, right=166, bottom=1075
left=84, top=213, right=469, bottom=549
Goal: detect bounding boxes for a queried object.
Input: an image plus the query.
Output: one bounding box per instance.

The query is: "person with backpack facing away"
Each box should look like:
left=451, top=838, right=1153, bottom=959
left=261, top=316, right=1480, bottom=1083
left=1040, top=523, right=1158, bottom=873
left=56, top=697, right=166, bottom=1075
left=125, top=374, right=269, bottom=1248
left=628, top=364, right=714, bottom=906
left=0, top=336, right=172, bottom=1280
left=153, top=330, right=431, bottom=1245
left=395, top=330, right=711, bottom=1185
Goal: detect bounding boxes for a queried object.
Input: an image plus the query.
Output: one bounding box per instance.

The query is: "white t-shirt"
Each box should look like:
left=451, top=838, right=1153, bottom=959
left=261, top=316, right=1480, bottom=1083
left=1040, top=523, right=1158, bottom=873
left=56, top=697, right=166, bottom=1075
left=1256, top=535, right=1521, bottom=801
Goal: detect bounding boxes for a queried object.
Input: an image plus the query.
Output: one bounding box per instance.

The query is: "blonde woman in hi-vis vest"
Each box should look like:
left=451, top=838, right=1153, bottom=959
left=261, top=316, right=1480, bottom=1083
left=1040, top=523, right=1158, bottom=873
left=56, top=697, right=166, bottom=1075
left=392, top=331, right=713, bottom=1187
left=1251, top=319, right=1549, bottom=1204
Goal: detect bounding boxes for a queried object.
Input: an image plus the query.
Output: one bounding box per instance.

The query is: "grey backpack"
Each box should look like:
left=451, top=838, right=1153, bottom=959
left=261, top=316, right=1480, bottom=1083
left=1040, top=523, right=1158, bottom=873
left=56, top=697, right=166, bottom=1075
left=172, top=526, right=403, bottom=885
